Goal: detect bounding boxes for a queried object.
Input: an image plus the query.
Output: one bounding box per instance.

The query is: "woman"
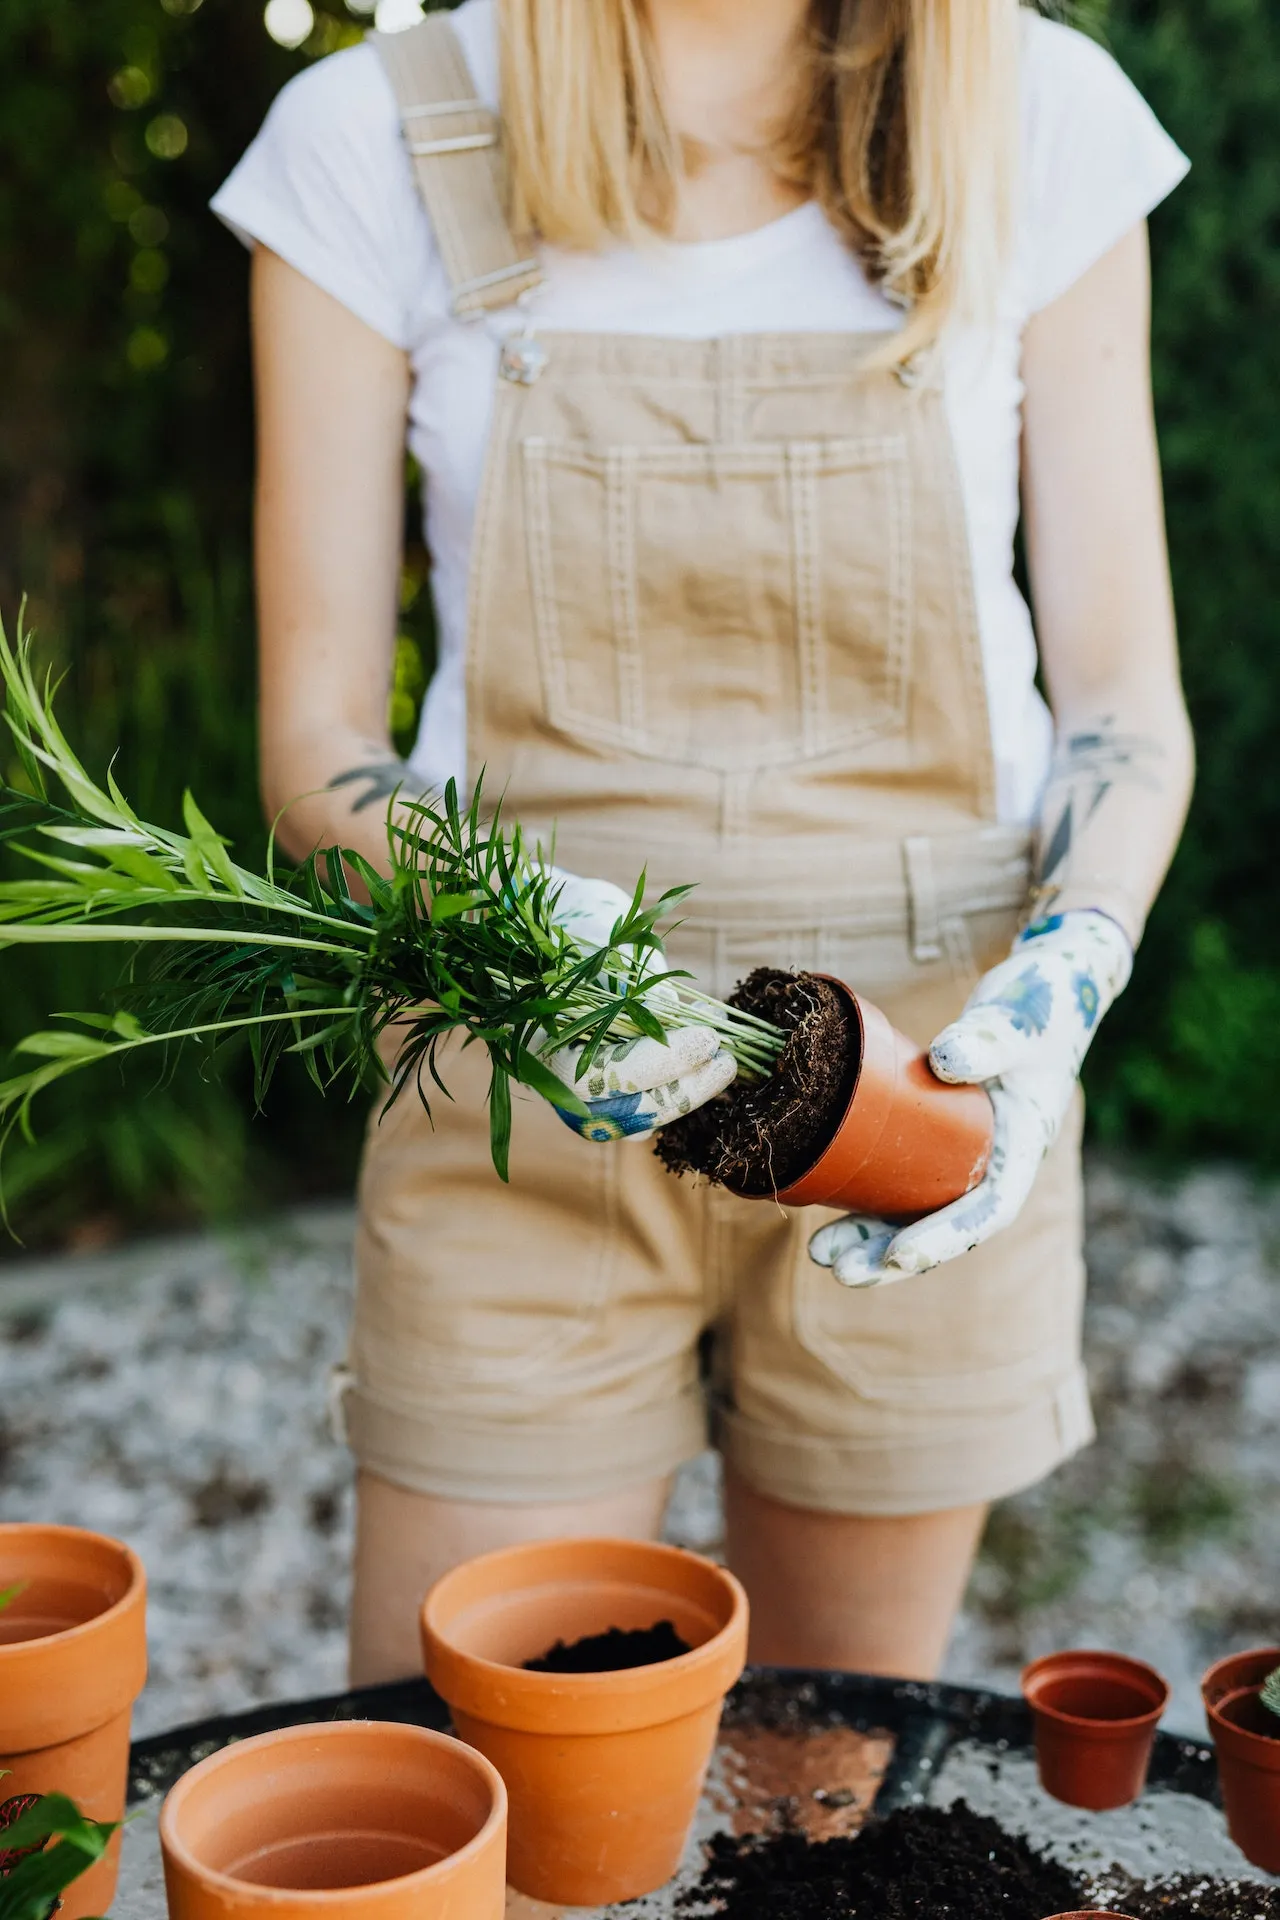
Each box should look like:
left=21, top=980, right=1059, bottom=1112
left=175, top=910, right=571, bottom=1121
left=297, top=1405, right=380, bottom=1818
left=213, top=0, right=1193, bottom=1687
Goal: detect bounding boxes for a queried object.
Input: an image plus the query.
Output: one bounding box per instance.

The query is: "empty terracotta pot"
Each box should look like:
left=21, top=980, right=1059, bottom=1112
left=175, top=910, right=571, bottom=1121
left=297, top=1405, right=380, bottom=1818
left=159, top=1721, right=507, bottom=1918
left=1201, top=1660, right=1280, bottom=1875
left=752, top=980, right=994, bottom=1219
left=1022, top=1650, right=1169, bottom=1812
left=0, top=1523, right=147, bottom=1919
left=421, top=1537, right=748, bottom=1906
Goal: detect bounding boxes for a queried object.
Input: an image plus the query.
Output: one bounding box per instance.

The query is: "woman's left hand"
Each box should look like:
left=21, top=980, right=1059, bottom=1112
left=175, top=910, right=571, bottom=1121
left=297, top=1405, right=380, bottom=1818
left=808, top=910, right=1132, bottom=1288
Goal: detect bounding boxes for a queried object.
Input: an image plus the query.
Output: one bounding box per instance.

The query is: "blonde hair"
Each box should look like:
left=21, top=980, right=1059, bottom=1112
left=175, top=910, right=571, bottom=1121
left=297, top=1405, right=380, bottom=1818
left=498, top=0, right=1023, bottom=364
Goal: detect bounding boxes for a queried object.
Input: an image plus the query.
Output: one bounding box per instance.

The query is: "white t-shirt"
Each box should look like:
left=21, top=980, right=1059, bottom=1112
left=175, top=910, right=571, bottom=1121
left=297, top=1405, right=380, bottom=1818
left=213, top=2, right=1187, bottom=825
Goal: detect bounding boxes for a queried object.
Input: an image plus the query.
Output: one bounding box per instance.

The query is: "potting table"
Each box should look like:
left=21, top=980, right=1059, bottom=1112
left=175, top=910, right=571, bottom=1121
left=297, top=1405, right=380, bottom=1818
left=115, top=1670, right=1267, bottom=1915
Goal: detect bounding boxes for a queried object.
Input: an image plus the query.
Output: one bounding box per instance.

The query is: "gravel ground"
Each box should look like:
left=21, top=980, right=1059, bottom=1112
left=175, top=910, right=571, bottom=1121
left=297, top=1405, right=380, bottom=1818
left=2, top=1153, right=1277, bottom=1739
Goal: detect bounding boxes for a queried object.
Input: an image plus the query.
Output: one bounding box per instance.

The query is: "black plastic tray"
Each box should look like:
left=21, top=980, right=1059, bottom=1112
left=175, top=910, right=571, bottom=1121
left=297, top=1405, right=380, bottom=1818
left=129, top=1667, right=1220, bottom=1813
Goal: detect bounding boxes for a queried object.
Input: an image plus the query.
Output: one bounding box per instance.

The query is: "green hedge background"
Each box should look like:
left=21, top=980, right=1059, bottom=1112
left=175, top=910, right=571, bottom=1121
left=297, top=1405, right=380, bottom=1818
left=0, top=0, right=1276, bottom=1244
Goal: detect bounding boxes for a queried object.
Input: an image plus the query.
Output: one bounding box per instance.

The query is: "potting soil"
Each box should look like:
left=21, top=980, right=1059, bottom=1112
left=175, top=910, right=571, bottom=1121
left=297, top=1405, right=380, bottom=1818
left=523, top=1620, right=692, bottom=1673
left=675, top=1800, right=1084, bottom=1917
left=1112, top=1879, right=1280, bottom=1918
left=656, top=969, right=857, bottom=1194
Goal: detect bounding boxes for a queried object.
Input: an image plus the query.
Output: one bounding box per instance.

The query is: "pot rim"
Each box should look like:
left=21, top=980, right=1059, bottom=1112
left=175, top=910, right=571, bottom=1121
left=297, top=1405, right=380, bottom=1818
left=158, top=1720, right=507, bottom=1905
left=1021, top=1650, right=1169, bottom=1731
left=1208, top=1682, right=1280, bottom=1746
left=770, top=980, right=883, bottom=1204
left=421, top=1537, right=748, bottom=1719
left=1200, top=1645, right=1280, bottom=1707
left=0, top=1522, right=145, bottom=1660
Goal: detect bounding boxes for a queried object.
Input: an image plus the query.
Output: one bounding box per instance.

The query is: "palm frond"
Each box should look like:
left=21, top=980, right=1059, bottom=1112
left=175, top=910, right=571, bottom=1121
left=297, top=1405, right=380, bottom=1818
left=0, top=612, right=786, bottom=1204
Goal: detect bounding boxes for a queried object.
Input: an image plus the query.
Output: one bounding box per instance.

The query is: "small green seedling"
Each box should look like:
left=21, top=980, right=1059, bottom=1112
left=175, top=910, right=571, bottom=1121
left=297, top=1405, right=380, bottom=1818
left=0, top=1586, right=24, bottom=1614
left=0, top=617, right=785, bottom=1197
left=1260, top=1663, right=1280, bottom=1722
left=0, top=1791, right=115, bottom=1920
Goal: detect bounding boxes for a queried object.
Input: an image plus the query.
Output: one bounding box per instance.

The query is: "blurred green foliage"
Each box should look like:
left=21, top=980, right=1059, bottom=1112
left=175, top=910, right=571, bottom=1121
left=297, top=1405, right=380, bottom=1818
left=0, top=0, right=1275, bottom=1241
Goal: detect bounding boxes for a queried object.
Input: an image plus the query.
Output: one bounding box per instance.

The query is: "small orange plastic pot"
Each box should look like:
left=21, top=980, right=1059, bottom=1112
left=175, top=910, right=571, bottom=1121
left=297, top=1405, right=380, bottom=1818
left=749, top=980, right=994, bottom=1219
left=0, top=1523, right=147, bottom=1919
left=159, top=1721, right=507, bottom=1918
left=1202, top=1675, right=1280, bottom=1875
left=1022, top=1650, right=1169, bottom=1812
left=421, top=1537, right=748, bottom=1907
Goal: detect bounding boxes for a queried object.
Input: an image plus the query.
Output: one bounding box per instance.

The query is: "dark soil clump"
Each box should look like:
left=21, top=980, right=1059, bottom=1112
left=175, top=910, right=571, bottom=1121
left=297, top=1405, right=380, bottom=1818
left=522, top=1620, right=691, bottom=1674
left=656, top=968, right=858, bottom=1195
left=1116, top=1878, right=1280, bottom=1918
left=678, top=1800, right=1083, bottom=1917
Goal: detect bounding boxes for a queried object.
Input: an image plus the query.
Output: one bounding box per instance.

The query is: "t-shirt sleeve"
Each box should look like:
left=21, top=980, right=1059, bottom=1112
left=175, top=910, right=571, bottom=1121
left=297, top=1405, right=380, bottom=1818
left=210, top=42, right=446, bottom=349
left=1021, top=18, right=1189, bottom=314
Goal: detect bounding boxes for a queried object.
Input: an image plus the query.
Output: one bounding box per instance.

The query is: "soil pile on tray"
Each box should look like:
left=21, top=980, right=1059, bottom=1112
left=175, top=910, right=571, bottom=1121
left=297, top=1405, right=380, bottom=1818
left=1114, top=1878, right=1280, bottom=1918
left=522, top=1620, right=691, bottom=1673
left=656, top=968, right=858, bottom=1195
left=678, top=1800, right=1083, bottom=1917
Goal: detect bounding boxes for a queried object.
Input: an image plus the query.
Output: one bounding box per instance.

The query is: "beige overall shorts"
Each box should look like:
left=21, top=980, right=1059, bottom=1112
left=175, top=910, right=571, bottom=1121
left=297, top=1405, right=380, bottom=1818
left=343, top=16, right=1094, bottom=1517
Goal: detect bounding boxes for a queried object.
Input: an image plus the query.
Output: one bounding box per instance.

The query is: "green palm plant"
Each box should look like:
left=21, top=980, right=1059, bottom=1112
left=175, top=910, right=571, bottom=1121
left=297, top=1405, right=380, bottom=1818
left=0, top=618, right=784, bottom=1195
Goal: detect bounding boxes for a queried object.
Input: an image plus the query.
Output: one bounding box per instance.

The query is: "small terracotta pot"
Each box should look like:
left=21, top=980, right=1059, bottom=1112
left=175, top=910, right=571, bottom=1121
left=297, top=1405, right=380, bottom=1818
left=159, top=1721, right=507, bottom=1918
left=1022, top=1650, right=1169, bottom=1812
left=421, top=1537, right=748, bottom=1907
left=0, top=1523, right=147, bottom=1919
left=748, top=979, right=994, bottom=1219
left=1201, top=1668, right=1280, bottom=1875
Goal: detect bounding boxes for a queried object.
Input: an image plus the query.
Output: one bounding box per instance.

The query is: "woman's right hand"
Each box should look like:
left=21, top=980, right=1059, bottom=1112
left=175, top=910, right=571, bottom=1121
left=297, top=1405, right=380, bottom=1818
left=538, top=1025, right=736, bottom=1144
left=539, top=866, right=735, bottom=1141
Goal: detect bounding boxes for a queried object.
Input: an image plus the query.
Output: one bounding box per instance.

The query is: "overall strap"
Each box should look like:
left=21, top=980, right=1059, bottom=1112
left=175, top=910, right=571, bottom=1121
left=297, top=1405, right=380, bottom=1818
left=371, top=14, right=542, bottom=318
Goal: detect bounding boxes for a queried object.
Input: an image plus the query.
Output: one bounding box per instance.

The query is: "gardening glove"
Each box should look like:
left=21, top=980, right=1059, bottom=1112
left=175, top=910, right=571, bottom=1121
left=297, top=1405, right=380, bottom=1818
left=808, top=910, right=1133, bottom=1287
left=538, top=867, right=737, bottom=1143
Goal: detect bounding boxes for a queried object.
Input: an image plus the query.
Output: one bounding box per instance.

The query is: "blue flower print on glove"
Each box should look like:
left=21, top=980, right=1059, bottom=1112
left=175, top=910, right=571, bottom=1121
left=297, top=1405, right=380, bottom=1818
left=989, top=963, right=1054, bottom=1036
left=556, top=1089, right=654, bottom=1143
left=1073, top=970, right=1102, bottom=1029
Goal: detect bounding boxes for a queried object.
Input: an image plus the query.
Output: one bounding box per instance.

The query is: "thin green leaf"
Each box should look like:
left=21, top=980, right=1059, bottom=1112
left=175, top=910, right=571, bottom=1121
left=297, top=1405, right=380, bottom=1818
left=514, top=1048, right=590, bottom=1117
left=488, top=1060, right=512, bottom=1183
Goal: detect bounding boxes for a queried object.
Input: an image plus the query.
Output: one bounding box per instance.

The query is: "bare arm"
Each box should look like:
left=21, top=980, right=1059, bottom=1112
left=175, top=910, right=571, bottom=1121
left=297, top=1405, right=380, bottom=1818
left=1021, top=221, right=1194, bottom=947
left=253, top=246, right=423, bottom=869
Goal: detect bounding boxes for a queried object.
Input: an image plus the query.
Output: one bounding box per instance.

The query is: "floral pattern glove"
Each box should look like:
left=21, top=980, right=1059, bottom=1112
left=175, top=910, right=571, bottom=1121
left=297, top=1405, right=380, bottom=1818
left=808, top=910, right=1133, bottom=1288
left=540, top=867, right=736, bottom=1143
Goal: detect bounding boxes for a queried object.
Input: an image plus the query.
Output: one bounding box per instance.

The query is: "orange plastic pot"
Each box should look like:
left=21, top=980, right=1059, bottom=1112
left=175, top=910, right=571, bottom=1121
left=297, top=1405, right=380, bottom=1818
left=0, top=1523, right=146, bottom=1919
left=746, top=979, right=994, bottom=1219
left=159, top=1721, right=507, bottom=1918
left=1021, top=1650, right=1169, bottom=1812
left=1202, top=1673, right=1280, bottom=1875
left=421, top=1537, right=748, bottom=1907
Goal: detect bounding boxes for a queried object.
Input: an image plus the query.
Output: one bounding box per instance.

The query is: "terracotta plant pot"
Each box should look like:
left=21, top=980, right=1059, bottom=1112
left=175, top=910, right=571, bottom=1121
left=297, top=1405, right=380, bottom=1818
left=760, top=980, right=994, bottom=1219
left=0, top=1522, right=146, bottom=1919
left=1200, top=1650, right=1280, bottom=1875
left=1021, top=1650, right=1169, bottom=1812
left=160, top=1721, right=507, bottom=1918
left=421, top=1537, right=748, bottom=1906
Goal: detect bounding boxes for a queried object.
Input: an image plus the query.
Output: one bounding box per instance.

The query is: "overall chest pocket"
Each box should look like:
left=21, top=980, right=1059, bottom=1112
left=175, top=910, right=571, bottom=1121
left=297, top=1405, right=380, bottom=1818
left=521, top=434, right=912, bottom=773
